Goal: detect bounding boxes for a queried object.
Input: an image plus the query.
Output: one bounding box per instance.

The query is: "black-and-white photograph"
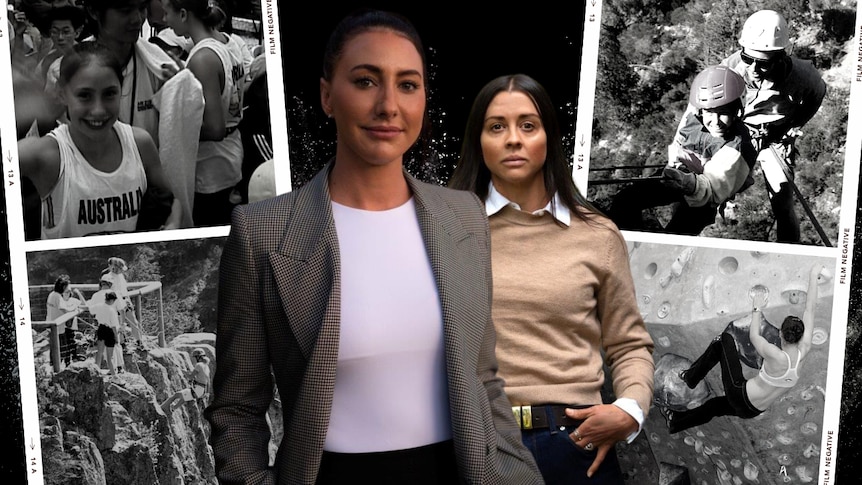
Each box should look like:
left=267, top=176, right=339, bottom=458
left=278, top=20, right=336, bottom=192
left=25, top=238, right=247, bottom=484
left=620, top=242, right=834, bottom=483
left=585, top=1, right=854, bottom=246
left=9, top=0, right=274, bottom=240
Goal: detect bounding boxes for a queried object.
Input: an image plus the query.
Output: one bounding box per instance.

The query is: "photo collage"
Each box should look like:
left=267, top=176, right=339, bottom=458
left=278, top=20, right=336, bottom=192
left=0, top=1, right=860, bottom=484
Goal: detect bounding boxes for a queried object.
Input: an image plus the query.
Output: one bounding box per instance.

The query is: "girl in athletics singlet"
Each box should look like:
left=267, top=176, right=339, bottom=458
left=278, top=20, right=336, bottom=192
left=162, top=0, right=245, bottom=227
left=18, top=41, right=181, bottom=239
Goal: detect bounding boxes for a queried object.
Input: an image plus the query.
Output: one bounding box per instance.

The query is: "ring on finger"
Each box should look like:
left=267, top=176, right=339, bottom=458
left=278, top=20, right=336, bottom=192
left=585, top=442, right=594, bottom=451
left=573, top=428, right=582, bottom=441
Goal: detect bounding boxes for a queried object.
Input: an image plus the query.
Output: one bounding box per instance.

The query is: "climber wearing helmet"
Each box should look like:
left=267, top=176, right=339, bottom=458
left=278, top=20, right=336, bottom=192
left=609, top=65, right=757, bottom=236
left=161, top=347, right=211, bottom=414
left=722, top=9, right=826, bottom=243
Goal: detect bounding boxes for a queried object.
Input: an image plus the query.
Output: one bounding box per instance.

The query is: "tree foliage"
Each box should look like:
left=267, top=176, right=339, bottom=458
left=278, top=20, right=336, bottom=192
left=589, top=0, right=851, bottom=245
left=27, top=239, right=225, bottom=343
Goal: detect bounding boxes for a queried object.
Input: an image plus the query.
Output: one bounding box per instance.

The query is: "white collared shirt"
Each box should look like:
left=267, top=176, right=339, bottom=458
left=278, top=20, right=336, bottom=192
left=484, top=181, right=645, bottom=443
left=485, top=181, right=571, bottom=226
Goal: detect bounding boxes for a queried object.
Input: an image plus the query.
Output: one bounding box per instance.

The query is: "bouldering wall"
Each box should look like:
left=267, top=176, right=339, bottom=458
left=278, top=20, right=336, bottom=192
left=616, top=242, right=834, bottom=485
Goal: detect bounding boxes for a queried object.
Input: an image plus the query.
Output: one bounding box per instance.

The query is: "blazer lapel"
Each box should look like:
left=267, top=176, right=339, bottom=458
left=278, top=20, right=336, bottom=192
left=409, top=176, right=488, bottom=482
left=408, top=175, right=472, bottom=351
left=269, top=166, right=341, bottom=360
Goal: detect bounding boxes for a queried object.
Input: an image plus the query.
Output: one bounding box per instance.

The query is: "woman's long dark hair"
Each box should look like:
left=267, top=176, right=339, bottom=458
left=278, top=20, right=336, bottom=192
left=448, top=73, right=599, bottom=224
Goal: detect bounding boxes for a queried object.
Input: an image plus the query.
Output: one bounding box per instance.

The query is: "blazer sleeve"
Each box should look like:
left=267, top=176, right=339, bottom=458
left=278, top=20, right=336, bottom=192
left=205, top=205, right=277, bottom=485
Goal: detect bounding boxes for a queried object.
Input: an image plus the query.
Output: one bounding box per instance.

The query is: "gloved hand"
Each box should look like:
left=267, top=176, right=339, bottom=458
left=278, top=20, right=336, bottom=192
left=661, top=167, right=697, bottom=195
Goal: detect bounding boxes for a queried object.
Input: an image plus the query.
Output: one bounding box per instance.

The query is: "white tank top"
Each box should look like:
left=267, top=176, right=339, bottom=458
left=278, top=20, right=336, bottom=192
left=758, top=349, right=801, bottom=388
left=187, top=37, right=243, bottom=194
left=41, top=122, right=147, bottom=239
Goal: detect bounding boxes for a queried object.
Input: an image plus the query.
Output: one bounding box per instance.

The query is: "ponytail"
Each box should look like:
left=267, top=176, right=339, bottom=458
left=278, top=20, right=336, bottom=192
left=167, top=0, right=227, bottom=28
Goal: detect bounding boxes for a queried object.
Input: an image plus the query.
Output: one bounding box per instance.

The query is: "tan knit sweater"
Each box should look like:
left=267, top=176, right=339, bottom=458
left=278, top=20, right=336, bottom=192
left=489, top=205, right=655, bottom=415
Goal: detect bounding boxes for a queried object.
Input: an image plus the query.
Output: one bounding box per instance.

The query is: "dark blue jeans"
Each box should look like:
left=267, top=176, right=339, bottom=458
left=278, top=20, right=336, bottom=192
left=521, top=406, right=624, bottom=484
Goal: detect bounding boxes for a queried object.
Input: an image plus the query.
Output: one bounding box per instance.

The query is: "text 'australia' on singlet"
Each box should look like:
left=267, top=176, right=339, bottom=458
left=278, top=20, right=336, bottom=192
left=41, top=122, right=147, bottom=239
left=758, top=349, right=801, bottom=388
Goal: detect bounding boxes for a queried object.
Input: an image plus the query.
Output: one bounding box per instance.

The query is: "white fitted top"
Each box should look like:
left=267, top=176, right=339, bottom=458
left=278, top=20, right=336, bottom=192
left=325, top=198, right=451, bottom=452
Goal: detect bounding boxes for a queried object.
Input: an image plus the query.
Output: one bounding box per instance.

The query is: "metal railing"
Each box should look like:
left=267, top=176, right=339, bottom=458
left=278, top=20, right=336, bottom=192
left=30, top=281, right=165, bottom=372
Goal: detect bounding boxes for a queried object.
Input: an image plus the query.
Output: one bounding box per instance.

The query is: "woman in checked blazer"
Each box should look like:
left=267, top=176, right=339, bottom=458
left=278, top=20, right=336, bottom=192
left=204, top=9, right=542, bottom=485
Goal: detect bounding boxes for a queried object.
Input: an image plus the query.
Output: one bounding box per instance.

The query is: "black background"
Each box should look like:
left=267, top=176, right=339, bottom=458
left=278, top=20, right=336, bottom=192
left=279, top=2, right=587, bottom=185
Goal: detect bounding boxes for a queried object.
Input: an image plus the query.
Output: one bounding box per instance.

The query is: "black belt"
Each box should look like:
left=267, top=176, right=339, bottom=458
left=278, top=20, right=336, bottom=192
left=512, top=404, right=586, bottom=430
left=225, top=125, right=238, bottom=135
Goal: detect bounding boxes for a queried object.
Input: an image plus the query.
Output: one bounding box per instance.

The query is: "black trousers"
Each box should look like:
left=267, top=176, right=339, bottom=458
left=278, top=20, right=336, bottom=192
left=671, top=333, right=763, bottom=433
left=193, top=188, right=236, bottom=228
left=608, top=173, right=717, bottom=236
left=316, top=440, right=459, bottom=485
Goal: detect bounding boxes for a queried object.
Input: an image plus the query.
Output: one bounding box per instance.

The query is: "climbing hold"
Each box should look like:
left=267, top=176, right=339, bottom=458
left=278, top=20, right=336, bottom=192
left=802, top=443, right=819, bottom=458
left=657, top=301, right=671, bottom=319
left=748, top=284, right=769, bottom=304
left=645, top=262, right=658, bottom=279
left=794, top=465, right=814, bottom=483
left=800, top=422, right=818, bottom=435
left=743, top=460, right=759, bottom=481
left=660, top=271, right=673, bottom=288
left=776, top=434, right=794, bottom=445
left=812, top=327, right=828, bottom=345
left=718, top=256, right=739, bottom=275
left=702, top=275, right=714, bottom=309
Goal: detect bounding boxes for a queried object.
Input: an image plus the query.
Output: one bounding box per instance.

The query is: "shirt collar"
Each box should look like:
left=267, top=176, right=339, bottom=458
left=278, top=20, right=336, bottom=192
left=485, top=182, right=571, bottom=226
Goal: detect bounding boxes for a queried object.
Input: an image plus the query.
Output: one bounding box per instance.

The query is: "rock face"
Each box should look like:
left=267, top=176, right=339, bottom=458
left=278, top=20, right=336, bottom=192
left=37, top=333, right=218, bottom=485
left=618, top=244, right=833, bottom=484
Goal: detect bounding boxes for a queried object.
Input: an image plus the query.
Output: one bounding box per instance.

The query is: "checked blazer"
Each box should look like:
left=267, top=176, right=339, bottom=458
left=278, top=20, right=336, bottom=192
left=205, top=164, right=543, bottom=485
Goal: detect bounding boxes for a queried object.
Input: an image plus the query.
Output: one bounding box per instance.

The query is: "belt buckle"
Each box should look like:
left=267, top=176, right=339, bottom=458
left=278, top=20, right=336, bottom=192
left=512, top=405, right=533, bottom=429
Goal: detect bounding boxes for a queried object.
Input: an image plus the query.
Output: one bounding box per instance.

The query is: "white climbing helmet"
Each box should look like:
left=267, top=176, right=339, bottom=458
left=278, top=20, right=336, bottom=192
left=739, top=10, right=790, bottom=52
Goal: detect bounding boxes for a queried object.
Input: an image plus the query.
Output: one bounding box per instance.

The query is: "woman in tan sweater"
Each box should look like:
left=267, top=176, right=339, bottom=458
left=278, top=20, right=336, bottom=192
left=450, top=73, right=655, bottom=484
